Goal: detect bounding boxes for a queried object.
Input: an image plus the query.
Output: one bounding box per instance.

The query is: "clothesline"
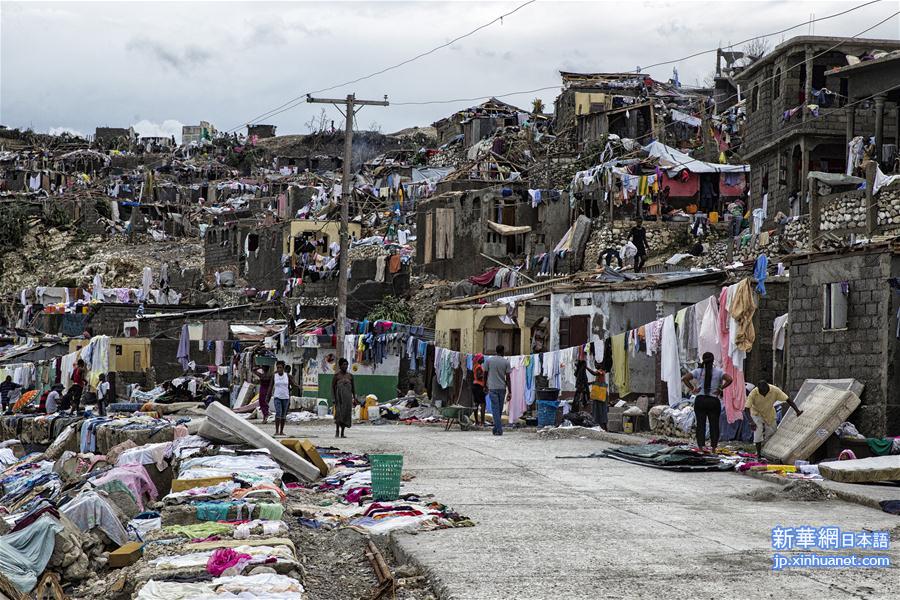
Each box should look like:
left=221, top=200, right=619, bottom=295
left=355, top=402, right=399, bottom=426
left=424, top=277, right=759, bottom=422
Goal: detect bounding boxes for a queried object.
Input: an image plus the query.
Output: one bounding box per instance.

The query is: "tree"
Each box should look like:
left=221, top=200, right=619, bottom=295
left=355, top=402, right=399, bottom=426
left=743, top=38, right=771, bottom=62
left=532, top=98, right=545, bottom=115
left=305, top=108, right=329, bottom=133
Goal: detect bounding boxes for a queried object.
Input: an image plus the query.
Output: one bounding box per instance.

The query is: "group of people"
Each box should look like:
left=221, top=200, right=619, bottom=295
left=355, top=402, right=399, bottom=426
left=251, top=353, right=356, bottom=439
left=0, top=359, right=112, bottom=416
left=467, top=345, right=801, bottom=457
left=681, top=352, right=803, bottom=455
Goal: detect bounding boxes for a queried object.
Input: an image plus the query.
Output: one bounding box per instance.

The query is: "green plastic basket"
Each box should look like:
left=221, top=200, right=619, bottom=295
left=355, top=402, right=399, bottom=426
left=369, top=454, right=403, bottom=501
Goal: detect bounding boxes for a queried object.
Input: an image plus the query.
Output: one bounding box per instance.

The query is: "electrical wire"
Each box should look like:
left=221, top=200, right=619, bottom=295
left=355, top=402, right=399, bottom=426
left=223, top=0, right=538, bottom=133
left=389, top=0, right=888, bottom=107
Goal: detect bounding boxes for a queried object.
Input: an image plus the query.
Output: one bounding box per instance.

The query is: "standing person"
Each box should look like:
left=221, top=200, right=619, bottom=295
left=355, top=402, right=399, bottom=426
left=485, top=345, right=511, bottom=436
left=252, top=363, right=273, bottom=424
left=96, top=373, right=110, bottom=416
left=0, top=376, right=22, bottom=413
left=271, top=361, right=299, bottom=437
left=471, top=354, right=487, bottom=427
left=63, top=359, right=87, bottom=415
left=590, top=367, right=609, bottom=429
left=45, top=384, right=62, bottom=414
left=681, top=352, right=733, bottom=450
left=572, top=359, right=600, bottom=414
left=745, top=380, right=803, bottom=458
left=627, top=217, right=648, bottom=272
left=331, top=358, right=356, bottom=438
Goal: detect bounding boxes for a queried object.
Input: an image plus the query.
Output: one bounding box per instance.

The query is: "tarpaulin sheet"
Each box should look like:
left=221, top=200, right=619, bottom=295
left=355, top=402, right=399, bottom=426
left=0, top=514, right=64, bottom=592
left=644, top=141, right=750, bottom=174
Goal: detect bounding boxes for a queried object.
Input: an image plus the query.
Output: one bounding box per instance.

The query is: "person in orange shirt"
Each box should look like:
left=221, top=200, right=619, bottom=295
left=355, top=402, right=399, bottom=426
left=471, top=354, right=486, bottom=427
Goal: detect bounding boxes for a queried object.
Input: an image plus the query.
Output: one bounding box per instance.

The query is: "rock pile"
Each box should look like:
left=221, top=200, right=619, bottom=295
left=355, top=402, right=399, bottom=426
left=820, top=195, right=866, bottom=232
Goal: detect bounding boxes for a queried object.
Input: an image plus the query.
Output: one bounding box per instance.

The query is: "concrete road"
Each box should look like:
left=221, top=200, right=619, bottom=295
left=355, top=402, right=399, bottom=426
left=277, top=421, right=899, bottom=600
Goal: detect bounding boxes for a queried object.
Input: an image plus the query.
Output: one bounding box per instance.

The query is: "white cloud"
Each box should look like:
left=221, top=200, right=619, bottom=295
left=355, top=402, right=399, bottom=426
left=48, top=126, right=85, bottom=138
left=132, top=119, right=185, bottom=143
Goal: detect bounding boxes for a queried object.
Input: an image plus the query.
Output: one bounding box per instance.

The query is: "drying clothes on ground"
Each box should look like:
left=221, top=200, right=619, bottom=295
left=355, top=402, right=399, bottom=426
left=90, top=464, right=158, bottom=510
left=164, top=522, right=235, bottom=539
left=0, top=514, right=64, bottom=593
left=659, top=315, right=682, bottom=407
left=195, top=501, right=232, bottom=522
left=207, top=547, right=252, bottom=577
left=610, top=333, right=630, bottom=397
left=256, top=502, right=285, bottom=520
left=60, top=490, right=128, bottom=546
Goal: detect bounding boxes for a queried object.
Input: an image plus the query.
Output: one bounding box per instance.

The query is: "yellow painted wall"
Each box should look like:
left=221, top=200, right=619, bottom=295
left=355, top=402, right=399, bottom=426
left=285, top=220, right=364, bottom=254
left=69, top=338, right=151, bottom=372
left=575, top=92, right=610, bottom=116
left=435, top=305, right=531, bottom=355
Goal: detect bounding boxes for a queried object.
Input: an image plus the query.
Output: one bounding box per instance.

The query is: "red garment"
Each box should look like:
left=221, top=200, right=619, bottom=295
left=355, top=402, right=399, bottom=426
left=468, top=267, right=500, bottom=286
left=72, top=367, right=85, bottom=386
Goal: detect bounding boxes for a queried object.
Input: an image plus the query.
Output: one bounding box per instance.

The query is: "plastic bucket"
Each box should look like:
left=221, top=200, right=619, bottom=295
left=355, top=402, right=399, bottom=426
left=537, top=400, right=560, bottom=428
left=316, top=400, right=328, bottom=418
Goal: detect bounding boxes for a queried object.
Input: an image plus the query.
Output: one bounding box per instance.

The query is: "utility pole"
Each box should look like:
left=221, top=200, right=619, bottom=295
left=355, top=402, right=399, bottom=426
left=306, top=94, right=388, bottom=359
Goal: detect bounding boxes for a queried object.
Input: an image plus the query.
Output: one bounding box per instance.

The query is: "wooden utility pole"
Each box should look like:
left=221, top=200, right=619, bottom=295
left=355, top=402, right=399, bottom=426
left=306, top=94, right=388, bottom=358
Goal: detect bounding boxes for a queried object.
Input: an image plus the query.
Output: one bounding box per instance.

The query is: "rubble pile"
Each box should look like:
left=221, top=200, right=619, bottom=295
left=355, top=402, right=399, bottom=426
left=408, top=277, right=452, bottom=329
left=1, top=221, right=203, bottom=299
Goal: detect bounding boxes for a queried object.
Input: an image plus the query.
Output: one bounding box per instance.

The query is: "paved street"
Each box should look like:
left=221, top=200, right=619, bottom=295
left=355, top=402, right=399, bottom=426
left=276, top=421, right=898, bottom=600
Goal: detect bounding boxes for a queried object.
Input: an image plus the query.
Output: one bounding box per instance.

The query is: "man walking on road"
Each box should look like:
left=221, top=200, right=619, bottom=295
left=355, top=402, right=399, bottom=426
left=485, top=345, right=511, bottom=436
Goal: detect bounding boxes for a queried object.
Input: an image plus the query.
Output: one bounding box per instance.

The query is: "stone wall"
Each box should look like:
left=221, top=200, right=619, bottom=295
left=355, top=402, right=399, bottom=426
left=786, top=249, right=897, bottom=437
left=818, top=187, right=900, bottom=232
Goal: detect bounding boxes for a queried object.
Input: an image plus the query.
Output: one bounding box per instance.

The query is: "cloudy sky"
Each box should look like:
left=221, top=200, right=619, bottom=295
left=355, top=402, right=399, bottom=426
left=2, top=0, right=898, bottom=141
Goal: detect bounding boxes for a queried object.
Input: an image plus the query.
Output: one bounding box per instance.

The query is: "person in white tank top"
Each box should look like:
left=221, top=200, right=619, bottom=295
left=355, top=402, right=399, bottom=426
left=272, top=361, right=299, bottom=436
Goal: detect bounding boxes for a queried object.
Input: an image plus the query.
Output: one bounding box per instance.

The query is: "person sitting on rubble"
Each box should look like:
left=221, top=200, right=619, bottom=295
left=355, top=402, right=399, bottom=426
left=745, top=380, right=803, bottom=459
left=44, top=384, right=63, bottom=414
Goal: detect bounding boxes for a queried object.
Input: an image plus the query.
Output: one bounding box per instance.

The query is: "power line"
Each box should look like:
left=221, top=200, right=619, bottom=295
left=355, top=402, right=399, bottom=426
left=640, top=0, right=885, bottom=70
left=389, top=0, right=888, bottom=107
left=224, top=0, right=538, bottom=133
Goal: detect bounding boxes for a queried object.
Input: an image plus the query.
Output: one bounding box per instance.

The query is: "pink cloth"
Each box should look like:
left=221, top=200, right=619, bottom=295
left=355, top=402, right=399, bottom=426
left=717, top=288, right=746, bottom=423
left=207, top=547, right=252, bottom=576
left=91, top=464, right=158, bottom=510
left=508, top=366, right=527, bottom=424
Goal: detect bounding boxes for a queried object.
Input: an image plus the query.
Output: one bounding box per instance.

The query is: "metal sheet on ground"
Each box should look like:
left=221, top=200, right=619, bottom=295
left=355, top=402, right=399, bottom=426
left=763, top=385, right=861, bottom=464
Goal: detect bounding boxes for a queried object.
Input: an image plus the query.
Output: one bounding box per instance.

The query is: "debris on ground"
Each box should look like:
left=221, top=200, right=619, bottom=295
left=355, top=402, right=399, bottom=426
left=743, top=480, right=838, bottom=502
